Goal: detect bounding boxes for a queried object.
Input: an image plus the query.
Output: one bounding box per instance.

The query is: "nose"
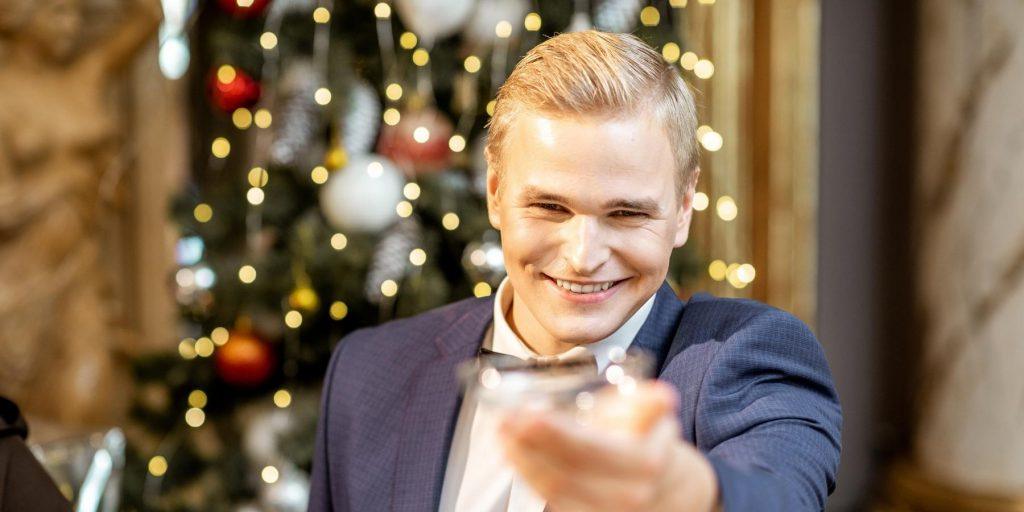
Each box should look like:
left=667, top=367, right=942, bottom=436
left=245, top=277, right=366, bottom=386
left=561, top=215, right=610, bottom=275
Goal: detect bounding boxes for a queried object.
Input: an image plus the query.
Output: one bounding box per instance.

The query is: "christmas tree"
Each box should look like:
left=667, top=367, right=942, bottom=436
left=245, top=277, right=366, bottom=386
left=125, top=1, right=705, bottom=509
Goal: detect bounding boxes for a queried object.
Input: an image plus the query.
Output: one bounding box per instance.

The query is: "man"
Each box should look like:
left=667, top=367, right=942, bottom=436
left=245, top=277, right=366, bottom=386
left=0, top=397, right=72, bottom=512
left=309, top=31, right=841, bottom=512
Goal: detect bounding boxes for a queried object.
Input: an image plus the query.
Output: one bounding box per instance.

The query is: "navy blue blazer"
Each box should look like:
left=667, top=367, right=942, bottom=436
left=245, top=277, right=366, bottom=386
left=308, top=283, right=842, bottom=512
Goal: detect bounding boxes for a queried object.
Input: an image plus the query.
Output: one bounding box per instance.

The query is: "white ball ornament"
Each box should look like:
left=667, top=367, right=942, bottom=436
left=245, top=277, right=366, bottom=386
left=464, top=0, right=528, bottom=46
left=319, top=154, right=405, bottom=233
left=394, top=0, right=476, bottom=47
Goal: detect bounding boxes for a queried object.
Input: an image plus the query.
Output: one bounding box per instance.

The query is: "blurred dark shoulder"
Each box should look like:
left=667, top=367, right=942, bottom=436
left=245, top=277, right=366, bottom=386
left=0, top=397, right=72, bottom=512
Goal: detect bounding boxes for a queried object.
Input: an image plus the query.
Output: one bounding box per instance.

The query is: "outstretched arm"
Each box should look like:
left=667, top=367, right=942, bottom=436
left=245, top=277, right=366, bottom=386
left=698, top=309, right=843, bottom=511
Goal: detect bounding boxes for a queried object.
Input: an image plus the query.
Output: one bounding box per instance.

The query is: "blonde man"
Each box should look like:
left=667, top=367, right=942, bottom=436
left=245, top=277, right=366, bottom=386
left=310, top=31, right=841, bottom=512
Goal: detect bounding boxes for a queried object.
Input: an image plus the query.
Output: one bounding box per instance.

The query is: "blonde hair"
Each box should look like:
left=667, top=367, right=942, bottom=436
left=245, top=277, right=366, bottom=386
left=486, top=31, right=700, bottom=194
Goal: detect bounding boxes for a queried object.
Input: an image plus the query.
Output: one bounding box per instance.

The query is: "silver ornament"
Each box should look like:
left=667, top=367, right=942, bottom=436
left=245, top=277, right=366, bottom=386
left=594, top=0, right=644, bottom=33
left=341, top=80, right=381, bottom=156
left=266, top=0, right=318, bottom=22
left=365, top=219, right=424, bottom=303
left=270, top=60, right=323, bottom=169
left=260, top=463, right=310, bottom=512
left=462, top=231, right=506, bottom=285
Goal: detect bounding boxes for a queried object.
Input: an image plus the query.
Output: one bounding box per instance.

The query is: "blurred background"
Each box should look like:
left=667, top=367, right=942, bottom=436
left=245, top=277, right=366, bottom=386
left=0, top=0, right=1020, bottom=510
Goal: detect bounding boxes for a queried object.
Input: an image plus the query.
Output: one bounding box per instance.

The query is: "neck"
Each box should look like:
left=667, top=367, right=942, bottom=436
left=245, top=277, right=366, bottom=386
left=506, top=291, right=582, bottom=356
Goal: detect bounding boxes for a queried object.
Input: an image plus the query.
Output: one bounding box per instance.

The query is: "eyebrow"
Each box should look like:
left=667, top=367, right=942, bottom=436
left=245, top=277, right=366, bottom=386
left=519, top=186, right=662, bottom=213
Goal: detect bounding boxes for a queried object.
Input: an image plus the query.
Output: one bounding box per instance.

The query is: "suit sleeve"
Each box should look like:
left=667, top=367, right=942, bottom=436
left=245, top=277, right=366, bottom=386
left=697, top=309, right=842, bottom=511
left=307, top=337, right=351, bottom=512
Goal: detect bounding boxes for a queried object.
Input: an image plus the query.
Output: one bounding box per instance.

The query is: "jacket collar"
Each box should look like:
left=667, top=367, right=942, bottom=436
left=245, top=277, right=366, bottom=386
left=391, top=282, right=685, bottom=511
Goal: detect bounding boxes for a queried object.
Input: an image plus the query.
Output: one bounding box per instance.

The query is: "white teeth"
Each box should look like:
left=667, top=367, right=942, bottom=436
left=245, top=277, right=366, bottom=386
left=555, top=279, right=615, bottom=294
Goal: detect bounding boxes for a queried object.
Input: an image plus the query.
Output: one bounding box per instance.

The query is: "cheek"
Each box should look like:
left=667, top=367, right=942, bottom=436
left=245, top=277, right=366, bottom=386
left=610, top=227, right=675, bottom=274
left=501, top=216, right=559, bottom=263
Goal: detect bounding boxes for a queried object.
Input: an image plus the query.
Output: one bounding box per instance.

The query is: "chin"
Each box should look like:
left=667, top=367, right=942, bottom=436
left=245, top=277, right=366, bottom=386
left=544, top=319, right=622, bottom=345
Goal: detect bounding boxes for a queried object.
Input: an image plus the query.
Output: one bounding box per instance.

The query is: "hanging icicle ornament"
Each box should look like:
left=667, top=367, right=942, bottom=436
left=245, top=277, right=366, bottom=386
left=364, top=218, right=424, bottom=304
left=594, top=0, right=644, bottom=33
left=340, top=79, right=382, bottom=156
left=394, top=0, right=475, bottom=47
left=269, top=60, right=323, bottom=169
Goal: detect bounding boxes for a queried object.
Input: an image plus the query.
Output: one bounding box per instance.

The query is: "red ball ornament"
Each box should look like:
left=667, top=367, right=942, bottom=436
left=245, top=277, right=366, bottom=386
left=207, top=65, right=261, bottom=113
left=216, top=0, right=272, bottom=18
left=376, top=107, right=454, bottom=176
left=215, top=331, right=275, bottom=387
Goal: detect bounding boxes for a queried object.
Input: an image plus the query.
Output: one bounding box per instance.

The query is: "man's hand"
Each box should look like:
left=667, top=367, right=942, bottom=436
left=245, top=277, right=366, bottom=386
left=499, top=381, right=719, bottom=512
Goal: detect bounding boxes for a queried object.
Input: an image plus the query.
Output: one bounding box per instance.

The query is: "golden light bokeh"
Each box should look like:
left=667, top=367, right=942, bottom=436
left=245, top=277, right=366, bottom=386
left=385, top=83, right=403, bottom=101
left=314, top=87, right=332, bottom=105
left=442, top=212, right=460, bottom=230
left=188, top=390, right=208, bottom=408
left=412, top=49, right=430, bottom=67
left=194, top=337, right=214, bottom=358
left=313, top=7, right=331, bottom=23
left=247, top=167, right=268, bottom=187
left=716, top=195, right=738, bottom=221
left=693, top=192, right=710, bottom=211
left=694, top=59, right=715, bottom=79
left=640, top=6, right=661, bottom=26
left=403, top=183, right=421, bottom=200
left=232, top=108, right=253, bottom=129
left=331, top=233, right=348, bottom=251
left=284, top=310, right=303, bottom=329
left=254, top=109, right=272, bottom=128
left=185, top=407, right=205, bottom=428
left=399, top=32, right=418, bottom=49
left=259, top=32, right=277, bottom=50
left=329, top=301, right=349, bottom=320
left=194, top=203, right=213, bottom=223
left=495, top=20, right=512, bottom=39
left=273, top=389, right=292, bottom=408
left=680, top=52, right=699, bottom=70
left=148, top=456, right=168, bottom=477
left=708, top=260, right=727, bottom=281
left=464, top=55, right=482, bottom=74
left=396, top=200, right=414, bottom=217
left=238, top=265, right=257, bottom=283
left=381, top=279, right=399, bottom=297
left=524, top=12, right=542, bottom=31
left=211, top=327, right=230, bottom=346
left=449, top=134, right=467, bottom=152
left=662, top=42, right=681, bottom=63
left=216, top=65, right=236, bottom=84
left=474, top=282, right=493, bottom=297
left=409, top=248, right=427, bottom=266
left=211, top=137, right=231, bottom=158
left=246, top=187, right=265, bottom=206
left=311, top=166, right=330, bottom=185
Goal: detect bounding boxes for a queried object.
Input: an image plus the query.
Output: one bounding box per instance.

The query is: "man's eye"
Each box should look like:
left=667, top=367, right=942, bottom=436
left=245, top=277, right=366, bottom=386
left=533, top=203, right=567, bottom=213
left=612, top=210, right=648, bottom=218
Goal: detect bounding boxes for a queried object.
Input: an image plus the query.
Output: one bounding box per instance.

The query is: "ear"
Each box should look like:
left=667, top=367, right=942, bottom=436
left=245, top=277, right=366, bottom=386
left=485, top=146, right=502, bottom=230
left=673, top=167, right=701, bottom=248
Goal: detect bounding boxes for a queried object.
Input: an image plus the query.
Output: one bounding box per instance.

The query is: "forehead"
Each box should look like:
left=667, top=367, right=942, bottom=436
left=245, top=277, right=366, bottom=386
left=502, top=110, right=676, bottom=199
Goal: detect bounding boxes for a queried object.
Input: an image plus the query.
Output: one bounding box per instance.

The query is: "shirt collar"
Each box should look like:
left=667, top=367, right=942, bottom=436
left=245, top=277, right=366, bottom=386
left=489, top=277, right=656, bottom=372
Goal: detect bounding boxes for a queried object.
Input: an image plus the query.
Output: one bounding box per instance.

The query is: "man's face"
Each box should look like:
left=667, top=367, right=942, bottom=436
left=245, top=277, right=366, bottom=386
left=487, top=110, right=696, bottom=348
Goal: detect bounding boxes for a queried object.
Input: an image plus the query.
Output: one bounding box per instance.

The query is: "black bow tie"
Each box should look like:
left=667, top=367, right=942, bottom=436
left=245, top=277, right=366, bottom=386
left=477, top=346, right=598, bottom=374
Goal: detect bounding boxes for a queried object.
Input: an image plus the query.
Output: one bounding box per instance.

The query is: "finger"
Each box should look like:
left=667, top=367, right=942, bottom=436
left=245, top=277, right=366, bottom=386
left=504, top=437, right=656, bottom=512
left=502, top=411, right=675, bottom=484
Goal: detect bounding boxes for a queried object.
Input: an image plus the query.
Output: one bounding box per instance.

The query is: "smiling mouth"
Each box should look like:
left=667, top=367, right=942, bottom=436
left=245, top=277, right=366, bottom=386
left=545, top=275, right=627, bottom=295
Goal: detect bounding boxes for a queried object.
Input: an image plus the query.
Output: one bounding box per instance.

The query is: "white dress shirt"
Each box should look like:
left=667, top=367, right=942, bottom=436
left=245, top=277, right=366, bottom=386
left=438, top=277, right=656, bottom=512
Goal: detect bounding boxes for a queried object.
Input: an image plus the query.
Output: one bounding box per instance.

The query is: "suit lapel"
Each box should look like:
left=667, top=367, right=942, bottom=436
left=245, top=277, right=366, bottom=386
left=631, top=282, right=686, bottom=374
left=391, top=299, right=494, bottom=512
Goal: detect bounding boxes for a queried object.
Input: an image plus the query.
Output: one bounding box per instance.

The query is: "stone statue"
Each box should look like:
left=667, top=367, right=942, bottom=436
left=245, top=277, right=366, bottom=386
left=0, top=0, right=161, bottom=428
